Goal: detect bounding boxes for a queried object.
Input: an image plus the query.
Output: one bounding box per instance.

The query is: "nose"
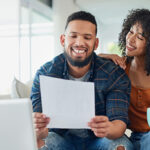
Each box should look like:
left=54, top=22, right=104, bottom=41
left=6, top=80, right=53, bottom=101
left=75, top=36, right=85, bottom=46
left=128, top=34, right=135, bottom=44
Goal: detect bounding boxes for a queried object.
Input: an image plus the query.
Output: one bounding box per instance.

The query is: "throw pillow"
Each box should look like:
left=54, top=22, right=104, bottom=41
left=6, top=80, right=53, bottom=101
left=11, top=77, right=30, bottom=98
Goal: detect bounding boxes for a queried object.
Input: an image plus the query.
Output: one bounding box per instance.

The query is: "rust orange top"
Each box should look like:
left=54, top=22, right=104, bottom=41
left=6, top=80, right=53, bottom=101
left=126, top=63, right=150, bottom=132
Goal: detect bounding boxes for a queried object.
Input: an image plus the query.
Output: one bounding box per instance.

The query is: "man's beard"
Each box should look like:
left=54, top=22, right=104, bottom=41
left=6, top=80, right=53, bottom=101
left=63, top=49, right=94, bottom=68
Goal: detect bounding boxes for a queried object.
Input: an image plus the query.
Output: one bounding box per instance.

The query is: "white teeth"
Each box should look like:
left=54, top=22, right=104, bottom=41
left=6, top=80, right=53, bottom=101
left=127, top=44, right=135, bottom=49
left=128, top=45, right=134, bottom=48
left=78, top=50, right=84, bottom=54
left=73, top=49, right=85, bottom=54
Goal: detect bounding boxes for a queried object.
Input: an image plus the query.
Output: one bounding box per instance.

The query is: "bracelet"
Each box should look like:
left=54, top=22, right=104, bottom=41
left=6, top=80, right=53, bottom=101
left=39, top=144, right=48, bottom=150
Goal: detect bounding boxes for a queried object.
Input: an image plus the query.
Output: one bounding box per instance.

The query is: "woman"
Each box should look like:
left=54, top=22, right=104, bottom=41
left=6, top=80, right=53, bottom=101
left=99, top=9, right=150, bottom=150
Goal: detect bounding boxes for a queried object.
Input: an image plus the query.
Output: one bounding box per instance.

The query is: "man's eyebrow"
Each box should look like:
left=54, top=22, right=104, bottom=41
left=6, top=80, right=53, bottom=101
left=84, top=34, right=93, bottom=36
left=69, top=32, right=93, bottom=36
left=70, top=31, right=78, bottom=33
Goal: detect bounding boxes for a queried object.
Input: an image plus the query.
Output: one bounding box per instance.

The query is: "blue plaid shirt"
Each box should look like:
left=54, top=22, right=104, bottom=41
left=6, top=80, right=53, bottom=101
left=31, top=53, right=131, bottom=137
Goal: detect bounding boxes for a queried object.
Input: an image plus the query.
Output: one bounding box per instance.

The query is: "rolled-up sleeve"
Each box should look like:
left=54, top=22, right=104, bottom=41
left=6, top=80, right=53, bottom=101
left=106, top=67, right=131, bottom=125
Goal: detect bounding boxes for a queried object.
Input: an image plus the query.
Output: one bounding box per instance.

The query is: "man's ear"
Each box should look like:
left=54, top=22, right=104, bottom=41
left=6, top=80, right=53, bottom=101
left=94, top=38, right=99, bottom=50
left=60, top=34, right=65, bottom=47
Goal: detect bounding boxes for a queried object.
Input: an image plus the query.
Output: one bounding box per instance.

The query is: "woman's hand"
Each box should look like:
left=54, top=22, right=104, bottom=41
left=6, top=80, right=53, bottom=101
left=98, top=54, right=126, bottom=69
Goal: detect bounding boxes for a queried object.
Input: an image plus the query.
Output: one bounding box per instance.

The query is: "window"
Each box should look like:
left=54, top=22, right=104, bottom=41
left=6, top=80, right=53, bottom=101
left=0, top=25, right=19, bottom=94
left=19, top=6, right=54, bottom=81
left=0, top=1, right=53, bottom=95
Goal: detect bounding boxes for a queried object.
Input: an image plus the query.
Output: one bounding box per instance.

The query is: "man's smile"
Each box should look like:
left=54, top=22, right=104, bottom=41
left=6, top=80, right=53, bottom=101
left=71, top=47, right=88, bottom=58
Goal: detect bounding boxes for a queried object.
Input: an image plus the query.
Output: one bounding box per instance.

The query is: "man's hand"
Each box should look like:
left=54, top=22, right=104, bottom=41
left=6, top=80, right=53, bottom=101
left=88, top=116, right=112, bottom=138
left=88, top=116, right=126, bottom=139
left=33, top=112, right=50, bottom=148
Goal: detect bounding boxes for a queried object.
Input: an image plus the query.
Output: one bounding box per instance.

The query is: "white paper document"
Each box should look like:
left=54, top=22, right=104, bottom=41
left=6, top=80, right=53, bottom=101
left=40, top=75, right=95, bottom=129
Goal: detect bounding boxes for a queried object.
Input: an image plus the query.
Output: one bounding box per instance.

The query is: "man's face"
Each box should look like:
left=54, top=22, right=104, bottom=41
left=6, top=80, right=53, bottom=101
left=60, top=20, right=99, bottom=67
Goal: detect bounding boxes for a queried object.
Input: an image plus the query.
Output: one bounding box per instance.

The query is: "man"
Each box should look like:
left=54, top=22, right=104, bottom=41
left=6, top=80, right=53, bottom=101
left=31, top=11, right=131, bottom=150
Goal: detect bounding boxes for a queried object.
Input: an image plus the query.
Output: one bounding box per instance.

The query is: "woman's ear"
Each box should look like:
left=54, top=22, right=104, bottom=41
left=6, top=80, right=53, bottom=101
left=94, top=38, right=99, bottom=50
left=60, top=34, right=65, bottom=47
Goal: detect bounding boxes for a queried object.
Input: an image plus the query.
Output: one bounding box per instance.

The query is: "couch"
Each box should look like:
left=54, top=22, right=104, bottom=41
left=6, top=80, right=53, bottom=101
left=0, top=77, right=33, bottom=100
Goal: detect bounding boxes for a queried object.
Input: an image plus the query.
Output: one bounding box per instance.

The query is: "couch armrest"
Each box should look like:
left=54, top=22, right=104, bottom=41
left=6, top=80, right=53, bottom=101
left=0, top=94, right=11, bottom=100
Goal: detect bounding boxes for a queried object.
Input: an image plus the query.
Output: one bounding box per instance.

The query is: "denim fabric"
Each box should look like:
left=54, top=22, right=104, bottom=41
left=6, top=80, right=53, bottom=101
left=130, top=131, right=150, bottom=150
left=31, top=52, right=131, bottom=142
left=39, top=132, right=112, bottom=150
left=108, top=135, right=134, bottom=150
left=108, top=131, right=150, bottom=150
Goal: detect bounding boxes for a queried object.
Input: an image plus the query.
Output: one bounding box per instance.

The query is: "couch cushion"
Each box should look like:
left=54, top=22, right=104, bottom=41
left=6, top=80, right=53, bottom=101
left=11, top=77, right=32, bottom=98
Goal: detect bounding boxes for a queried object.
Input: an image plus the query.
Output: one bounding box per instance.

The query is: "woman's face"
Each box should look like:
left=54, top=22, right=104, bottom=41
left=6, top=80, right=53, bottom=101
left=126, top=23, right=147, bottom=57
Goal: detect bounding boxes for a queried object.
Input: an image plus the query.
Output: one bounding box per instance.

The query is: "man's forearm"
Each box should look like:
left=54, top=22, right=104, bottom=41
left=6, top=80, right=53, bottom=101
left=106, top=120, right=126, bottom=139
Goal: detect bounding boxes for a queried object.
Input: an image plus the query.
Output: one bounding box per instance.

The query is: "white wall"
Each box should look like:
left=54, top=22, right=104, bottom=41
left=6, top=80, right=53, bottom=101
left=52, top=0, right=80, bottom=57
left=98, top=23, right=121, bottom=53
left=0, top=0, right=19, bottom=25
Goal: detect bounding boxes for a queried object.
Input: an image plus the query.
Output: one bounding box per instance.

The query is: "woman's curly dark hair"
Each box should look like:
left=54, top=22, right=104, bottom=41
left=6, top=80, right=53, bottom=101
left=119, top=8, right=150, bottom=75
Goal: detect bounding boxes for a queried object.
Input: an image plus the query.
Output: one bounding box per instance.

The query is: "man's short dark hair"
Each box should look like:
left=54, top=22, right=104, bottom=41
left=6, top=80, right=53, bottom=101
left=65, top=11, right=97, bottom=35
